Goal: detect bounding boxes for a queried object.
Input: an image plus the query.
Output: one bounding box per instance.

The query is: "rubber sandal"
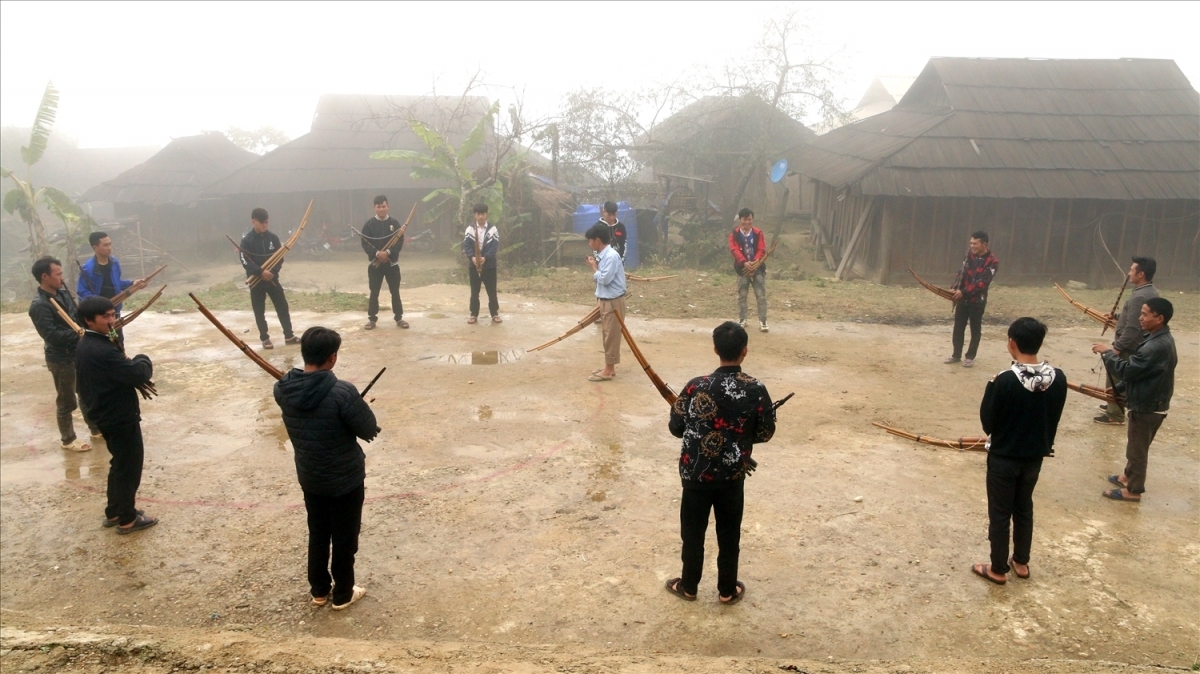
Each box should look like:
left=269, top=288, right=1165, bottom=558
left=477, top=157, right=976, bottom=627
left=664, top=578, right=696, bottom=601
left=492, top=315, right=503, bottom=323
left=396, top=319, right=409, bottom=329
left=103, top=509, right=143, bottom=528
left=331, top=585, right=365, bottom=610
left=972, top=563, right=1006, bottom=585
left=1107, top=475, right=1126, bottom=488
left=720, top=581, right=746, bottom=605
left=61, top=439, right=92, bottom=452
left=284, top=336, right=301, bottom=345
left=364, top=322, right=377, bottom=330
left=1008, top=557, right=1030, bottom=579
left=116, top=512, right=158, bottom=535
left=587, top=373, right=614, bottom=382
left=311, top=594, right=330, bottom=607
left=1102, top=488, right=1139, bottom=501
left=467, top=316, right=478, bottom=324
left=262, top=340, right=274, bottom=350
left=591, top=369, right=617, bottom=377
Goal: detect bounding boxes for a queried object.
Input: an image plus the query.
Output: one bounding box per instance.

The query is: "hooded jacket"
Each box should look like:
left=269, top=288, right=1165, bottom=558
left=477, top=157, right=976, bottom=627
left=980, top=361, right=1067, bottom=459
left=274, top=368, right=378, bottom=497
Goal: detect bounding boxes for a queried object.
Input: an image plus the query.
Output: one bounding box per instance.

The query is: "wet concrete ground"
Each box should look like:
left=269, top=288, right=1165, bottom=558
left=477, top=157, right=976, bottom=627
left=1, top=284, right=1197, bottom=669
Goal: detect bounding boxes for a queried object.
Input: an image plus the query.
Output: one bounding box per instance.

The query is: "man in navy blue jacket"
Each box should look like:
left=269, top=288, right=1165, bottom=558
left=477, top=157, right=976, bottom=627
left=240, top=208, right=298, bottom=349
left=461, top=203, right=500, bottom=324
left=973, top=317, right=1067, bottom=584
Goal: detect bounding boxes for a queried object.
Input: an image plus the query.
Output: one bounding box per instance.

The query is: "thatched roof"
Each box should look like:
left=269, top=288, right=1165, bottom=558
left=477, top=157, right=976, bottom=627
left=81, top=133, right=257, bottom=204
left=202, top=95, right=494, bottom=196
left=635, top=95, right=815, bottom=158
left=787, top=58, right=1200, bottom=200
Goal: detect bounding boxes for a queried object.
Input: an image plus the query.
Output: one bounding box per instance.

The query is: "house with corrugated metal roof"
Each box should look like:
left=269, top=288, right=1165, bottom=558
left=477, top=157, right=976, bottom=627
left=786, top=57, right=1199, bottom=287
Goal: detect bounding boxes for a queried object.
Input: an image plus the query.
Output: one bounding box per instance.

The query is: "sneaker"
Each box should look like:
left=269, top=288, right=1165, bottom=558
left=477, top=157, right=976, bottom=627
left=284, top=336, right=301, bottom=345
left=331, top=585, right=365, bottom=611
left=943, top=356, right=961, bottom=364
left=738, top=319, right=747, bottom=327
left=364, top=321, right=377, bottom=330
left=61, top=439, right=92, bottom=452
left=262, top=340, right=274, bottom=350
left=1094, top=415, right=1124, bottom=426
left=962, top=358, right=974, bottom=368
left=759, top=322, right=769, bottom=333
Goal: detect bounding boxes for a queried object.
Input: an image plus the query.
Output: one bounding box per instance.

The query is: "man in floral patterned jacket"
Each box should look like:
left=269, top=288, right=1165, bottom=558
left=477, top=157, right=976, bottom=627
left=945, top=231, right=1000, bottom=368
left=664, top=321, right=775, bottom=605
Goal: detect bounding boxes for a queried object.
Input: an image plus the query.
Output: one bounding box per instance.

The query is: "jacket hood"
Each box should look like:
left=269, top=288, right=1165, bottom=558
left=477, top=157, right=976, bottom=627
left=276, top=368, right=338, bottom=411
left=1010, top=361, right=1057, bottom=392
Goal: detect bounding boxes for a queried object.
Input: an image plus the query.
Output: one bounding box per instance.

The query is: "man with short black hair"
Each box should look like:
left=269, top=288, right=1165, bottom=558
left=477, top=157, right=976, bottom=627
left=585, top=223, right=625, bottom=381
left=728, top=208, right=768, bottom=332
left=77, top=230, right=145, bottom=311
left=945, top=231, right=999, bottom=368
left=972, top=317, right=1067, bottom=584
left=462, top=204, right=501, bottom=324
left=1093, top=297, right=1177, bottom=502
left=360, top=195, right=407, bottom=330
left=29, top=256, right=99, bottom=452
left=76, top=295, right=158, bottom=534
left=239, top=208, right=298, bottom=349
left=597, top=201, right=628, bottom=261
left=666, top=321, right=775, bottom=604
left=275, top=326, right=379, bottom=610
left=1095, top=256, right=1159, bottom=425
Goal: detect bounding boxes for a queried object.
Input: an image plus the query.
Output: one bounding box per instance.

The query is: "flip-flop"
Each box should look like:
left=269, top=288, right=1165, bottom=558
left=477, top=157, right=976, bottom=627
left=972, top=563, right=1006, bottom=585
left=719, top=581, right=746, bottom=605
left=466, top=316, right=478, bottom=324
left=1008, top=556, right=1030, bottom=579
left=591, top=369, right=617, bottom=377
left=587, top=373, right=614, bottom=382
left=103, top=509, right=144, bottom=528
left=311, top=594, right=330, bottom=607
left=1102, top=488, right=1140, bottom=501
left=1107, top=475, right=1126, bottom=488
left=116, top=512, right=158, bottom=535
left=491, top=315, right=503, bottom=323
left=664, top=578, right=696, bottom=601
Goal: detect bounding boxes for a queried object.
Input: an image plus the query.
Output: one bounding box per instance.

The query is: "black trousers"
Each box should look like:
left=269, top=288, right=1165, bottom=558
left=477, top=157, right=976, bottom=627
left=303, top=485, right=364, bottom=605
left=986, top=454, right=1042, bottom=574
left=367, top=263, right=402, bottom=322
left=679, top=480, right=744, bottom=597
left=468, top=265, right=499, bottom=318
left=952, top=301, right=987, bottom=359
left=250, top=280, right=294, bottom=342
left=101, top=421, right=145, bottom=526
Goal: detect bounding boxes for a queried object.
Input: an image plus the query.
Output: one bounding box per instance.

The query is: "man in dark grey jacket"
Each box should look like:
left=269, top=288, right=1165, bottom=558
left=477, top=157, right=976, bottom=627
left=274, top=327, right=378, bottom=610
left=1095, top=256, right=1159, bottom=425
left=1093, top=297, right=1177, bottom=502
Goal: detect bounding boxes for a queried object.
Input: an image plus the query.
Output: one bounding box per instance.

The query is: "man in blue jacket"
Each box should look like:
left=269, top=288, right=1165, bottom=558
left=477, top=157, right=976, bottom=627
left=973, top=317, right=1067, bottom=584
left=275, top=327, right=378, bottom=610
left=77, top=231, right=145, bottom=312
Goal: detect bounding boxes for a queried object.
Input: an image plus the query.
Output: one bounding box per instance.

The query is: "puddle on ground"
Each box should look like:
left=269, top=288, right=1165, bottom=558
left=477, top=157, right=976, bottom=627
left=0, top=450, right=109, bottom=486
left=421, top=349, right=525, bottom=365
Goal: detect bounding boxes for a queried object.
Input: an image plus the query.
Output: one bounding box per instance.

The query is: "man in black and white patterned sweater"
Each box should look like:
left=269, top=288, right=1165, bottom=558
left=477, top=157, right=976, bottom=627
left=665, top=321, right=775, bottom=605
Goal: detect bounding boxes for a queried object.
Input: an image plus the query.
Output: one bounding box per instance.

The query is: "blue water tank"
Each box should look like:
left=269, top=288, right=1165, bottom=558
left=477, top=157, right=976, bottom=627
left=571, top=201, right=639, bottom=270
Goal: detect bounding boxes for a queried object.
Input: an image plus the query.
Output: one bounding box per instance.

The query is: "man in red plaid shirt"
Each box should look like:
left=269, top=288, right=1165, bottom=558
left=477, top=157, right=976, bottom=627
left=945, top=231, right=999, bottom=368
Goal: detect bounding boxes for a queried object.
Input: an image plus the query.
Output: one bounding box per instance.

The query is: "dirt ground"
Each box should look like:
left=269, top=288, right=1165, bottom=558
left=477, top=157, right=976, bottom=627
left=1, top=254, right=1197, bottom=673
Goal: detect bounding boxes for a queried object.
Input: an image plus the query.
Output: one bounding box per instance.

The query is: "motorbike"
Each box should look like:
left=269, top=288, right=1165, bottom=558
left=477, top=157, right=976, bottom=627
left=406, top=228, right=436, bottom=254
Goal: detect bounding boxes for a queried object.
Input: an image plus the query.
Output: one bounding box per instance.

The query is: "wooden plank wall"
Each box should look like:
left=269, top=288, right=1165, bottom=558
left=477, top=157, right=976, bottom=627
left=871, top=196, right=1199, bottom=289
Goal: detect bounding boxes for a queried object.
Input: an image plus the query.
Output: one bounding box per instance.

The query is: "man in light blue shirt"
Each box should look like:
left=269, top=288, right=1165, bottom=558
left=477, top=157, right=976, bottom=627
left=585, top=223, right=626, bottom=381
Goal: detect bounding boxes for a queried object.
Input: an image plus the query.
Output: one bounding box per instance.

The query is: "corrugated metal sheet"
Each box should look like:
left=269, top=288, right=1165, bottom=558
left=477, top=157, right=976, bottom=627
left=787, top=58, right=1199, bottom=199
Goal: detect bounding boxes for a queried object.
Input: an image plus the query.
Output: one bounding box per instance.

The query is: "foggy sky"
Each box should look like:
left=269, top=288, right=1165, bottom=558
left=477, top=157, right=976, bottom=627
left=1, top=1, right=1197, bottom=149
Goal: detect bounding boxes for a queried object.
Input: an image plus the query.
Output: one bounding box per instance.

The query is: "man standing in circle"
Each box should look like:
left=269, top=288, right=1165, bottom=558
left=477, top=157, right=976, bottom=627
left=76, top=296, right=158, bottom=534
left=944, top=231, right=999, bottom=368
left=585, top=223, right=625, bottom=381
left=728, top=208, right=768, bottom=333
left=597, top=201, right=627, bottom=262
left=29, top=256, right=100, bottom=452
left=360, top=195, right=407, bottom=330
left=1094, top=256, right=1158, bottom=425
left=77, top=230, right=145, bottom=313
left=665, top=321, right=775, bottom=604
left=239, top=208, right=299, bottom=350
left=462, top=204, right=501, bottom=324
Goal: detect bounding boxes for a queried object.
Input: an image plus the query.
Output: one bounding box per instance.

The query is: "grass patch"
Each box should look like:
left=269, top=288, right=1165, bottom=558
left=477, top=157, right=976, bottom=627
left=156, top=282, right=369, bottom=313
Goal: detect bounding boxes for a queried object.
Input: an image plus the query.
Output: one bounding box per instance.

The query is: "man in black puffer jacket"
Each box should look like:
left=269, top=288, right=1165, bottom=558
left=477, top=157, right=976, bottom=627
left=274, top=327, right=378, bottom=610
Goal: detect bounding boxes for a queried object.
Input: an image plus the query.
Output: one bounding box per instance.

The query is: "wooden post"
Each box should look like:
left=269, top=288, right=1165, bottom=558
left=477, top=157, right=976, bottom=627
left=876, top=197, right=895, bottom=284
left=1060, top=199, right=1073, bottom=274
left=1041, top=199, right=1055, bottom=274
left=836, top=196, right=876, bottom=280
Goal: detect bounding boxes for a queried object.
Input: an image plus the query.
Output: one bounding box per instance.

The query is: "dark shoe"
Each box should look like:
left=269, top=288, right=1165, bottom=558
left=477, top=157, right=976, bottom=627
left=664, top=578, right=696, bottom=601
left=972, top=563, right=1006, bottom=585
left=116, top=513, right=158, bottom=535
left=364, top=321, right=377, bottom=330
left=719, top=581, right=746, bottom=604
left=1102, top=488, right=1140, bottom=501
left=1093, top=415, right=1124, bottom=426
left=284, top=336, right=300, bottom=345
left=103, top=509, right=144, bottom=528
left=396, top=319, right=409, bottom=329
left=262, top=340, right=274, bottom=350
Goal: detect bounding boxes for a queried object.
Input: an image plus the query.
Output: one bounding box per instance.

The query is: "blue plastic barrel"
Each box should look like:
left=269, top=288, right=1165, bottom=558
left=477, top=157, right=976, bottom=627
left=571, top=202, right=639, bottom=270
